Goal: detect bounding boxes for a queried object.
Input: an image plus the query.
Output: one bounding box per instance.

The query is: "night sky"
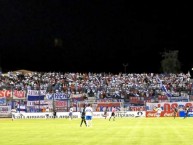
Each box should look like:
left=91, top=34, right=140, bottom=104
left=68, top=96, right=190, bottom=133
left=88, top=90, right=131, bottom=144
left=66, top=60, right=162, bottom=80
left=0, top=1, right=191, bottom=73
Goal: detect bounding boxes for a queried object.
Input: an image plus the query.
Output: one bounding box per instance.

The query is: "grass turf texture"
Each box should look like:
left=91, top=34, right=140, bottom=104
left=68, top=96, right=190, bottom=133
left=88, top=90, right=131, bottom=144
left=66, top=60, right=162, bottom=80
left=0, top=118, right=193, bottom=145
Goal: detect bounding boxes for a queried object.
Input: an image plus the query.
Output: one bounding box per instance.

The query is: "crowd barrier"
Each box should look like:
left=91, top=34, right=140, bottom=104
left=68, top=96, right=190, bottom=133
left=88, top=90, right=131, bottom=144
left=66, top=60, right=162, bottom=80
left=11, top=111, right=193, bottom=119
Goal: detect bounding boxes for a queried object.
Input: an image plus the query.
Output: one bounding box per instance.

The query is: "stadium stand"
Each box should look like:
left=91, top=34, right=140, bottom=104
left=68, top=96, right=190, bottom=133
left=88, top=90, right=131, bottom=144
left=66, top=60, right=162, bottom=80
left=0, top=71, right=192, bottom=114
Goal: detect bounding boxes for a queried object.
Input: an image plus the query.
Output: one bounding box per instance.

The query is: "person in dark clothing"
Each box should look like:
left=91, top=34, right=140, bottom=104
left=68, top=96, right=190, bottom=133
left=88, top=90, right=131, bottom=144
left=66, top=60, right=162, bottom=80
left=109, top=107, right=116, bottom=121
left=53, top=110, right=57, bottom=119
left=80, top=105, right=87, bottom=127
left=103, top=107, right=108, bottom=119
left=184, top=106, right=190, bottom=119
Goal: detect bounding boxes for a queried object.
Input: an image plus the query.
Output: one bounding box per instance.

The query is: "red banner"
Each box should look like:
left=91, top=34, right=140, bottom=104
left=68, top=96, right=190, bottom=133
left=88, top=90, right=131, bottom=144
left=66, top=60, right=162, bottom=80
left=97, top=102, right=121, bottom=107
left=13, top=90, right=26, bottom=99
left=146, top=111, right=179, bottom=117
left=0, top=90, right=11, bottom=98
left=130, top=106, right=146, bottom=111
left=160, top=111, right=179, bottom=117
left=146, top=111, right=157, bottom=117
left=55, top=101, right=67, bottom=107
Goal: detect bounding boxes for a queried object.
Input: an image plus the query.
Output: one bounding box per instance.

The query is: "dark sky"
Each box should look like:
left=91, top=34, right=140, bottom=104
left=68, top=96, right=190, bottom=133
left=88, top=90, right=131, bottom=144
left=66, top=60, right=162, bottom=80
left=0, top=1, right=191, bottom=73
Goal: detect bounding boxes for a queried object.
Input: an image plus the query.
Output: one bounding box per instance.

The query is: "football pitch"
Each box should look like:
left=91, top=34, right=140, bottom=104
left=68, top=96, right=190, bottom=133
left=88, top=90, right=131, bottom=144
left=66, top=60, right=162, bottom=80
left=0, top=117, right=193, bottom=145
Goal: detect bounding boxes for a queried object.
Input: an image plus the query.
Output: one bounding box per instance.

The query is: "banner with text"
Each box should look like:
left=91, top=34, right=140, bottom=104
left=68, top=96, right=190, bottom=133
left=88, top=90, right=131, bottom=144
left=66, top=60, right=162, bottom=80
left=12, top=111, right=145, bottom=119
left=0, top=90, right=11, bottom=98
left=45, top=93, right=69, bottom=100
left=146, top=102, right=193, bottom=111
left=27, top=90, right=46, bottom=101
left=13, top=90, right=26, bottom=99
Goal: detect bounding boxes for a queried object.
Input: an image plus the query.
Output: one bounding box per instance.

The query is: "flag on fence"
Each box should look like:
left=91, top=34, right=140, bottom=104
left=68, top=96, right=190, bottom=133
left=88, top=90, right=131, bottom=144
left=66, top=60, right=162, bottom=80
left=0, top=97, right=6, bottom=105
left=27, top=90, right=45, bottom=101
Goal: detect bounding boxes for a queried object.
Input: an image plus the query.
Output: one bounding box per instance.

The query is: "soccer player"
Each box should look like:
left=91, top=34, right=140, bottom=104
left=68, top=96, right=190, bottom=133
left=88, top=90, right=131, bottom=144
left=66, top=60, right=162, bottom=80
left=53, top=110, right=57, bottom=119
left=45, top=107, right=50, bottom=119
left=85, top=104, right=93, bottom=127
left=103, top=107, right=108, bottom=119
left=153, top=106, right=162, bottom=117
left=11, top=108, right=17, bottom=121
left=109, top=107, right=116, bottom=121
left=80, top=105, right=87, bottom=127
left=156, top=107, right=162, bottom=117
left=184, top=106, right=190, bottom=119
left=173, top=106, right=178, bottom=119
left=69, top=106, right=73, bottom=120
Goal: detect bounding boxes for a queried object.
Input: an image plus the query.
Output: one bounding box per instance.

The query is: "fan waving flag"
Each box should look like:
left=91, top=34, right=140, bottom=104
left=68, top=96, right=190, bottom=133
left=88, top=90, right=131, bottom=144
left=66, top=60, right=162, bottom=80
left=157, top=77, right=172, bottom=98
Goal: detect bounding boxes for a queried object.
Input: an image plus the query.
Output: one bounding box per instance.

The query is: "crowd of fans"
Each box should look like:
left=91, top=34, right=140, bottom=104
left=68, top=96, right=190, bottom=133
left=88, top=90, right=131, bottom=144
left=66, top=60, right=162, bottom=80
left=0, top=71, right=192, bottom=103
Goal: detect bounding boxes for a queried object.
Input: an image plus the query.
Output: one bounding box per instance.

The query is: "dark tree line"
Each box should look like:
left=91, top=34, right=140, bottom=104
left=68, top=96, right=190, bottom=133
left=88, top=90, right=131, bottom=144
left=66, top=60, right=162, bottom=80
left=161, top=50, right=181, bottom=73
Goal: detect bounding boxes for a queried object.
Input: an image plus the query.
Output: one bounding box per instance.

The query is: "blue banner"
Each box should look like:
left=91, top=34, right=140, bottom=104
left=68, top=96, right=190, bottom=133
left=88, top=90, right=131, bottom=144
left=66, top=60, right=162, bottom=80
left=179, top=111, right=193, bottom=117
left=28, top=95, right=44, bottom=101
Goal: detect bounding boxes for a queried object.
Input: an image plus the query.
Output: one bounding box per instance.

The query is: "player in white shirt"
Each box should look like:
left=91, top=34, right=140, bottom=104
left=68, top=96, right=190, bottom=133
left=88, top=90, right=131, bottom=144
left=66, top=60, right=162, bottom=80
left=154, top=107, right=162, bottom=117
left=85, top=104, right=93, bottom=127
left=69, top=106, right=73, bottom=120
left=157, top=107, right=162, bottom=117
left=11, top=108, right=17, bottom=121
left=45, top=107, right=49, bottom=119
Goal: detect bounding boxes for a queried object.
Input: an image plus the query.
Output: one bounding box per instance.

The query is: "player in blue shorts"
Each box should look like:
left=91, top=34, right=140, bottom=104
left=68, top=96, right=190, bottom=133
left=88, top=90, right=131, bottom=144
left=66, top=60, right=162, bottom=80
left=85, top=104, right=93, bottom=127
left=68, top=106, right=73, bottom=120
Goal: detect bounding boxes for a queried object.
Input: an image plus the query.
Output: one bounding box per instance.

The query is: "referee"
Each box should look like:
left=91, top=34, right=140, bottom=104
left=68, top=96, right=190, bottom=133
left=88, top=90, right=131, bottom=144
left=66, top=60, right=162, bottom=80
left=80, top=105, right=87, bottom=127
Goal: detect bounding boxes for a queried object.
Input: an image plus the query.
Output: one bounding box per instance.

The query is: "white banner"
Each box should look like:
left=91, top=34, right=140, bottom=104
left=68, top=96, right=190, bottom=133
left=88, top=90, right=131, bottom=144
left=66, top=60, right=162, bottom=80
left=13, top=112, right=80, bottom=119
left=27, top=100, right=53, bottom=106
left=70, top=93, right=86, bottom=98
left=12, top=111, right=145, bottom=119
left=115, top=111, right=146, bottom=118
left=46, top=93, right=69, bottom=100
left=27, top=90, right=46, bottom=96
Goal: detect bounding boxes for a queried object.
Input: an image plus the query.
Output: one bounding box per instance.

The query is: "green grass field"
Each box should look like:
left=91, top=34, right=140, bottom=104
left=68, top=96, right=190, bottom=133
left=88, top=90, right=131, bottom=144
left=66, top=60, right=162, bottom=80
left=0, top=117, right=193, bottom=145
